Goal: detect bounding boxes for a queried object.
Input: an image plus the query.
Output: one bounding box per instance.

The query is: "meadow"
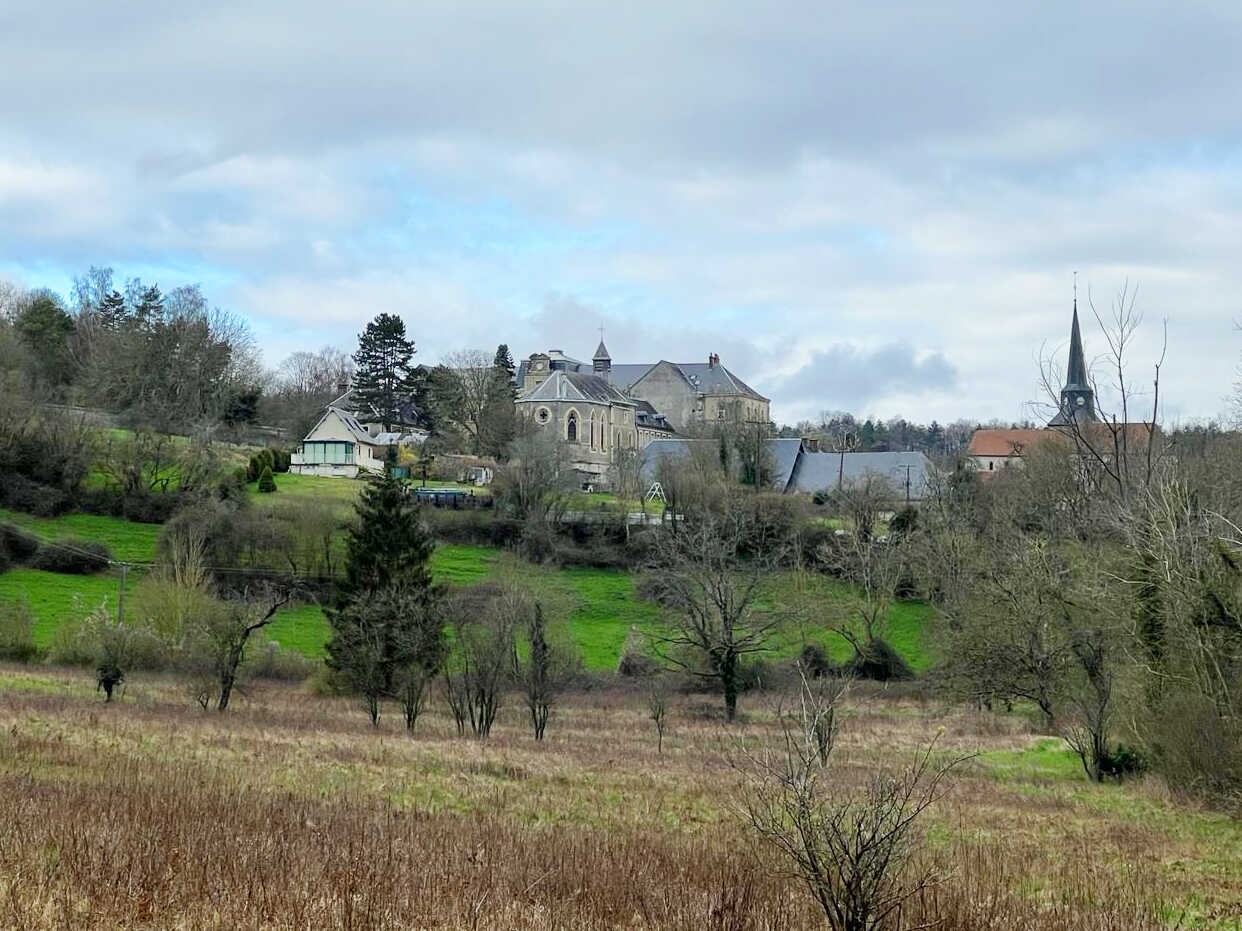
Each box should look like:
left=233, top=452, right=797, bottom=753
left=0, top=475, right=936, bottom=671
left=1, top=667, right=1239, bottom=929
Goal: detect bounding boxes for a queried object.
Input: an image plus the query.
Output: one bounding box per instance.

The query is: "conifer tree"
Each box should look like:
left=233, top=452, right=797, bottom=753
left=134, top=284, right=163, bottom=324
left=327, top=470, right=441, bottom=722
left=492, top=344, right=516, bottom=400
left=352, top=313, right=417, bottom=429
left=97, top=289, right=128, bottom=329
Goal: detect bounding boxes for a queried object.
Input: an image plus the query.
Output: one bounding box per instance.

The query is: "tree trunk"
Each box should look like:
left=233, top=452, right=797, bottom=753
left=721, top=652, right=739, bottom=723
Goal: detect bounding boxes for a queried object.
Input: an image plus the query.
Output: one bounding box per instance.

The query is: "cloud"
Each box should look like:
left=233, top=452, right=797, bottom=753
left=767, top=344, right=959, bottom=423
left=1, top=1, right=1241, bottom=424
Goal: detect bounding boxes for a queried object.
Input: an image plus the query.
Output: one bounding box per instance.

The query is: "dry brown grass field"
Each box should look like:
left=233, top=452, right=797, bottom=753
left=1, top=665, right=1240, bottom=929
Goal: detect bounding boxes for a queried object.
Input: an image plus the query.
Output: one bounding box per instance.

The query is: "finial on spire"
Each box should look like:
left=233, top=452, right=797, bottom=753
left=1073, top=270, right=1078, bottom=306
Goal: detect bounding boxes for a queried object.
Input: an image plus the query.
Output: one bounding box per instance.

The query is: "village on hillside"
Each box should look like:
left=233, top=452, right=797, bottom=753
left=5, top=1, right=1242, bottom=923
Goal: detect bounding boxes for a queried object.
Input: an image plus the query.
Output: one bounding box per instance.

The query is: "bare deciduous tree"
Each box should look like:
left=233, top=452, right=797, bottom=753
left=647, top=496, right=788, bottom=721
left=511, top=600, right=580, bottom=740
left=738, top=684, right=964, bottom=931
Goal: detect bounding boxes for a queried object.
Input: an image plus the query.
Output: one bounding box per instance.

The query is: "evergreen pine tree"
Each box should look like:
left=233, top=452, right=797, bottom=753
left=352, top=313, right=417, bottom=430
left=135, top=284, right=164, bottom=324
left=257, top=465, right=277, bottom=492
left=336, top=469, right=434, bottom=599
left=327, top=470, right=440, bottom=722
left=97, top=289, right=128, bottom=329
left=492, top=344, right=516, bottom=400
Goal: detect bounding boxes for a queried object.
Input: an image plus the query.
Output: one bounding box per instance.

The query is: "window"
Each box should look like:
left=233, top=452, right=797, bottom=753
left=300, top=441, right=355, bottom=465
left=536, top=406, right=551, bottom=424
left=567, top=411, right=578, bottom=442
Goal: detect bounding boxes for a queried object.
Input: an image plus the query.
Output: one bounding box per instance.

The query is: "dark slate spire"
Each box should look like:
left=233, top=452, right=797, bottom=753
left=1048, top=295, right=1097, bottom=426
left=593, top=332, right=611, bottom=374
left=1065, top=300, right=1089, bottom=389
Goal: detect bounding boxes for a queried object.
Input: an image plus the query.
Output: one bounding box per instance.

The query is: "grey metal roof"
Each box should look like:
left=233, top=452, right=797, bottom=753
left=638, top=439, right=698, bottom=483
left=638, top=437, right=799, bottom=487
left=593, top=340, right=611, bottom=361
left=767, top=438, right=804, bottom=492
left=519, top=370, right=634, bottom=406
left=787, top=450, right=933, bottom=500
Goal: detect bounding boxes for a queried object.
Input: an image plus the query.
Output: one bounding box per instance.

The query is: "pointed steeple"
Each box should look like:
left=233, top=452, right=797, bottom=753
left=1064, top=299, right=1089, bottom=390
left=593, top=327, right=612, bottom=374
left=1048, top=290, right=1097, bottom=427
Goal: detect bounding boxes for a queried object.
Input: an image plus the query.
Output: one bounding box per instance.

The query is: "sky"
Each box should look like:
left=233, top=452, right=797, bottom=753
left=1, top=0, right=1239, bottom=426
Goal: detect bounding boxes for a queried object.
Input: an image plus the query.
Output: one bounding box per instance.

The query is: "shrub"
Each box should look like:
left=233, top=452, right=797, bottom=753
left=269, top=448, right=291, bottom=473
left=0, top=475, right=71, bottom=516
left=1100, top=744, right=1146, bottom=781
left=0, top=601, right=39, bottom=663
left=798, top=642, right=833, bottom=679
left=244, top=640, right=316, bottom=681
left=617, top=628, right=659, bottom=677
left=257, top=466, right=277, bottom=493
left=28, top=538, right=113, bottom=574
left=849, top=637, right=913, bottom=682
left=0, top=523, right=41, bottom=564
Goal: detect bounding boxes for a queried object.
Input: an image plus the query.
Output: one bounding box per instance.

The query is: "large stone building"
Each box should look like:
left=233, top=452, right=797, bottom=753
left=515, top=339, right=770, bottom=488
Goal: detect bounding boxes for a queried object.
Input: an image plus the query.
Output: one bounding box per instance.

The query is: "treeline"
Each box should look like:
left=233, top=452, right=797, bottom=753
left=1, top=268, right=262, bottom=433
left=778, top=412, right=984, bottom=460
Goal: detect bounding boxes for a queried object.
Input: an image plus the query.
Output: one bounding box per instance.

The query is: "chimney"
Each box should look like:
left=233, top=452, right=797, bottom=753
left=708, top=352, right=719, bottom=368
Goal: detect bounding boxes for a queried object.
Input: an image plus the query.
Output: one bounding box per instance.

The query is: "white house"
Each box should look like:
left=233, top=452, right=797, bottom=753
left=291, top=394, right=427, bottom=478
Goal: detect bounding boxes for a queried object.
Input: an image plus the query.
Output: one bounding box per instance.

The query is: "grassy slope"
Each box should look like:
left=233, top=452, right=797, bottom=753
left=0, top=480, right=935, bottom=671
left=0, top=507, right=161, bottom=564
left=0, top=569, right=119, bottom=645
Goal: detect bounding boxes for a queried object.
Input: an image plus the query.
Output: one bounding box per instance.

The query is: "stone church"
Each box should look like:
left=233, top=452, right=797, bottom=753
left=515, top=339, right=770, bottom=488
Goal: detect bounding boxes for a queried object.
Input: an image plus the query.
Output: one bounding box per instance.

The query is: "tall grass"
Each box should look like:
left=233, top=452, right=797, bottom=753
left=0, top=671, right=1233, bottom=928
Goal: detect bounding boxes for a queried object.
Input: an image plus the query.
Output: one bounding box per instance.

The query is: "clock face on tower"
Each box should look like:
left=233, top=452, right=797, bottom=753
left=1076, top=396, right=1085, bottom=406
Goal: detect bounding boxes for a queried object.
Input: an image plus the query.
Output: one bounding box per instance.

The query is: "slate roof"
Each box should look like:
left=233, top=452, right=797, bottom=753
left=327, top=389, right=421, bottom=428
left=520, top=370, right=635, bottom=406
left=786, top=450, right=934, bottom=500
left=638, top=437, right=802, bottom=488
left=607, top=360, right=767, bottom=401
left=668, top=362, right=766, bottom=401
left=633, top=399, right=675, bottom=433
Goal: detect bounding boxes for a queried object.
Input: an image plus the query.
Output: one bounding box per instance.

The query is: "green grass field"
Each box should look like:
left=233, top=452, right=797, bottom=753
left=0, top=498, right=935, bottom=672
left=0, top=568, right=119, bottom=645
left=0, top=507, right=161, bottom=564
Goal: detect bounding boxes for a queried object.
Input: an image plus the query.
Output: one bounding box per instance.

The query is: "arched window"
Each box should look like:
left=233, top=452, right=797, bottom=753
left=567, top=411, right=578, bottom=442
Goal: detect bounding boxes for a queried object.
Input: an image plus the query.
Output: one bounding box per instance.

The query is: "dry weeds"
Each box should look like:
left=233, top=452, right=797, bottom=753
left=0, top=666, right=1238, bottom=929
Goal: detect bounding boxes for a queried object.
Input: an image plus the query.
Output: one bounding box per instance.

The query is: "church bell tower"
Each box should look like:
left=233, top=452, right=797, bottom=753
left=1048, top=296, right=1097, bottom=427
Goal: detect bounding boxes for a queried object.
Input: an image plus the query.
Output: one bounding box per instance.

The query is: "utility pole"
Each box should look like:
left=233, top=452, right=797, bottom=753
left=116, top=562, right=128, bottom=626
left=833, top=430, right=859, bottom=490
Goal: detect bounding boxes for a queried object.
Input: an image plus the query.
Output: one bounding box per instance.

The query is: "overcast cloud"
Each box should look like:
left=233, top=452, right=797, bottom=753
left=1, top=0, right=1239, bottom=424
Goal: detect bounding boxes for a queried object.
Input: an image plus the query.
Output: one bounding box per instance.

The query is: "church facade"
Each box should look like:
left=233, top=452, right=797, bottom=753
left=514, top=339, right=770, bottom=488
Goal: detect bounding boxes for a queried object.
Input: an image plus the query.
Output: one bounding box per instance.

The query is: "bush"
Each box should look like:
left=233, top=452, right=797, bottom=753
left=28, top=538, right=113, bottom=574
left=244, top=640, right=316, bottom=681
left=798, top=642, right=833, bottom=678
left=0, top=523, right=41, bottom=564
left=848, top=637, right=913, bottom=681
left=257, top=466, right=277, bottom=493
left=269, top=448, right=291, bottom=473
left=0, top=475, right=71, bottom=516
left=617, top=629, right=660, bottom=677
left=1100, top=744, right=1146, bottom=781
left=0, top=601, right=39, bottom=663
